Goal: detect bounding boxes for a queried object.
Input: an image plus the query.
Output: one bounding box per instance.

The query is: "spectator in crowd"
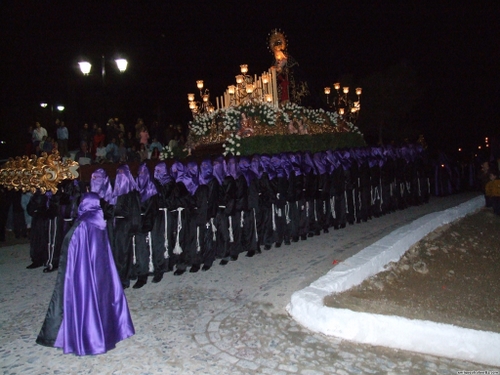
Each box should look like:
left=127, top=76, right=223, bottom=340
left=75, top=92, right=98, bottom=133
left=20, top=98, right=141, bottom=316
left=106, top=137, right=120, bottom=163
left=478, top=160, right=492, bottom=207
left=485, top=165, right=500, bottom=216
left=150, top=147, right=160, bottom=161
left=118, top=139, right=127, bottom=162
left=92, top=127, right=105, bottom=160
left=135, top=118, right=145, bottom=140
left=139, top=126, right=150, bottom=147
left=56, top=121, right=69, bottom=158
left=164, top=123, right=177, bottom=145
left=125, top=131, right=135, bottom=151
left=177, top=124, right=186, bottom=146
left=105, top=118, right=119, bottom=144
left=168, top=135, right=179, bottom=150
left=149, top=137, right=163, bottom=153
left=74, top=141, right=92, bottom=165
left=95, top=141, right=107, bottom=163
left=41, top=136, right=54, bottom=154
left=79, top=123, right=91, bottom=147
left=89, top=123, right=99, bottom=155
left=32, top=122, right=48, bottom=152
left=149, top=121, right=160, bottom=141
left=126, top=143, right=137, bottom=162
left=137, top=143, right=148, bottom=162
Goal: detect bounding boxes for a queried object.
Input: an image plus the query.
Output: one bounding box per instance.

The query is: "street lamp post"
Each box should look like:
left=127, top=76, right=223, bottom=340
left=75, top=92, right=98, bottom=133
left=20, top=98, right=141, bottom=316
left=78, top=55, right=128, bottom=123
left=39, top=102, right=65, bottom=129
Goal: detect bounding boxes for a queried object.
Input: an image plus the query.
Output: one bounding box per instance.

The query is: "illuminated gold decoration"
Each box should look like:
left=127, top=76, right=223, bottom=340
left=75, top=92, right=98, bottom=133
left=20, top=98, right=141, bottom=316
left=0, top=151, right=79, bottom=194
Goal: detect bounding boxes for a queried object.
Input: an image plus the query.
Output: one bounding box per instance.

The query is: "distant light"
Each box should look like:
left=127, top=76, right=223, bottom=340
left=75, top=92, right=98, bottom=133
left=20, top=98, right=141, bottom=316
left=485, top=137, right=489, bottom=142
left=115, top=58, right=128, bottom=73
left=441, top=164, right=445, bottom=168
left=40, top=102, right=48, bottom=108
left=79, top=61, right=92, bottom=75
left=478, top=146, right=482, bottom=150
left=458, top=148, right=462, bottom=152
left=0, top=140, right=6, bottom=144
left=56, top=105, right=65, bottom=111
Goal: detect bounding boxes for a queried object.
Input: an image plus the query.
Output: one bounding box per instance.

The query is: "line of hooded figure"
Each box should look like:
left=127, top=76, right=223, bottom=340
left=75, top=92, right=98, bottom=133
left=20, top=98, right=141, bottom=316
left=26, top=144, right=431, bottom=289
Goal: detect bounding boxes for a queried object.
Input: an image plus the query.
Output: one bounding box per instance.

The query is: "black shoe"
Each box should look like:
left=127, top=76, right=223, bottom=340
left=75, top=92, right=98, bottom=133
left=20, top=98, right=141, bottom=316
left=43, top=265, right=57, bottom=273
left=174, top=269, right=186, bottom=276
left=275, top=242, right=282, bottom=248
left=152, top=274, right=163, bottom=283
left=122, top=281, right=130, bottom=289
left=202, top=265, right=211, bottom=271
left=308, top=232, right=314, bottom=237
left=300, top=235, right=307, bottom=241
left=27, top=262, right=43, bottom=269
left=219, top=259, right=229, bottom=266
left=292, top=236, right=299, bottom=243
left=246, top=251, right=255, bottom=257
left=323, top=228, right=329, bottom=234
left=284, top=241, right=291, bottom=246
left=190, top=265, right=200, bottom=273
left=133, top=277, right=147, bottom=289
left=264, top=244, right=272, bottom=250
left=256, top=248, right=262, bottom=254
left=230, top=255, right=238, bottom=261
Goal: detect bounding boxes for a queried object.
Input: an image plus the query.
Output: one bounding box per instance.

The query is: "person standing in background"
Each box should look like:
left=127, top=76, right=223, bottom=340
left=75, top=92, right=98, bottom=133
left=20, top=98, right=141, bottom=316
left=56, top=121, right=69, bottom=158
left=32, top=122, right=48, bottom=154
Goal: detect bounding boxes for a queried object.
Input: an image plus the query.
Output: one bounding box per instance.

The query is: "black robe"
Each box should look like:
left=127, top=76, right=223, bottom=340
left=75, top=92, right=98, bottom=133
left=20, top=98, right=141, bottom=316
left=112, top=190, right=141, bottom=288
left=151, top=179, right=175, bottom=274
left=27, top=192, right=50, bottom=267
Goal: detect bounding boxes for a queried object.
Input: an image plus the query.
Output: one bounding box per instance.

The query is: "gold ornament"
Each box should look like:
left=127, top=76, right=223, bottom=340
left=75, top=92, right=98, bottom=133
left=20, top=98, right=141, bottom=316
left=0, top=151, right=79, bottom=194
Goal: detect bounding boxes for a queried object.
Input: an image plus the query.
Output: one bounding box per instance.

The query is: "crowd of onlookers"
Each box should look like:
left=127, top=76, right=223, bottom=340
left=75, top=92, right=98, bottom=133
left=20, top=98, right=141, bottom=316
left=25, top=117, right=188, bottom=166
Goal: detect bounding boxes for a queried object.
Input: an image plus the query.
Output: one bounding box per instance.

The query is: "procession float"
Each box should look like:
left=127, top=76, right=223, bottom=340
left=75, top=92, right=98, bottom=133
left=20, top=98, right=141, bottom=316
left=163, top=29, right=365, bottom=159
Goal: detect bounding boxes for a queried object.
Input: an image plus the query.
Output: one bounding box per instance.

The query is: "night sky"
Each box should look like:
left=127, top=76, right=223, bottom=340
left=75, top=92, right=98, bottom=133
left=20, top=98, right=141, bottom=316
left=1, top=1, right=499, bottom=157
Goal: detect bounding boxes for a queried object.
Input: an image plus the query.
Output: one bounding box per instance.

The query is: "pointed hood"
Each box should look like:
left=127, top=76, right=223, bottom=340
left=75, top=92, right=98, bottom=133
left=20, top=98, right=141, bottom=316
left=213, top=156, right=227, bottom=185
left=250, top=154, right=263, bottom=179
left=154, top=162, right=173, bottom=185
left=136, top=163, right=158, bottom=202
left=90, top=168, right=114, bottom=204
left=113, top=164, right=138, bottom=199
left=77, top=192, right=106, bottom=230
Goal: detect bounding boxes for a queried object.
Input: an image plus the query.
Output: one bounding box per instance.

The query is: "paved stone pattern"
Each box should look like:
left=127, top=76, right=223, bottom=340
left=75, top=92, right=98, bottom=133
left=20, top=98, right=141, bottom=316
left=1, top=193, right=496, bottom=374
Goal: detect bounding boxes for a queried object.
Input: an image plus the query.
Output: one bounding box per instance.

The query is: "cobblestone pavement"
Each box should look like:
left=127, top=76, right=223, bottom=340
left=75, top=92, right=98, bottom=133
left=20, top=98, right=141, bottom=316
left=2, top=192, right=498, bottom=374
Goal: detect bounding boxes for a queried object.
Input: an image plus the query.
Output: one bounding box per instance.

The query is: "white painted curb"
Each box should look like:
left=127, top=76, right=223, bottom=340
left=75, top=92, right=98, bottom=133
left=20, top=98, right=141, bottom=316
left=287, top=196, right=500, bottom=367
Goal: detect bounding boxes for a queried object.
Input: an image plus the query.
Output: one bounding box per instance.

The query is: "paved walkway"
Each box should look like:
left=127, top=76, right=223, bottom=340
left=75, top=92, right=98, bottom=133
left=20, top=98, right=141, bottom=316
left=1, top=192, right=497, bottom=374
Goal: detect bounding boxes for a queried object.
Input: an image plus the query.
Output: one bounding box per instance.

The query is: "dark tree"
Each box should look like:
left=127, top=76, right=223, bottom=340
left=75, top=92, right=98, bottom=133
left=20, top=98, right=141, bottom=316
left=358, top=61, right=422, bottom=145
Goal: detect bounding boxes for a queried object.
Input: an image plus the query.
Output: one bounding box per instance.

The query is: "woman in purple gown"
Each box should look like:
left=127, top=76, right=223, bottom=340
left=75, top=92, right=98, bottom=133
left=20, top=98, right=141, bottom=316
left=36, top=192, right=135, bottom=355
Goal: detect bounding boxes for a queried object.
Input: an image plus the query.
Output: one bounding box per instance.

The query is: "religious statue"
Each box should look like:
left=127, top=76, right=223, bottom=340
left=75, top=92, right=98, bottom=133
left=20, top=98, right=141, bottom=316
left=268, top=29, right=310, bottom=105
